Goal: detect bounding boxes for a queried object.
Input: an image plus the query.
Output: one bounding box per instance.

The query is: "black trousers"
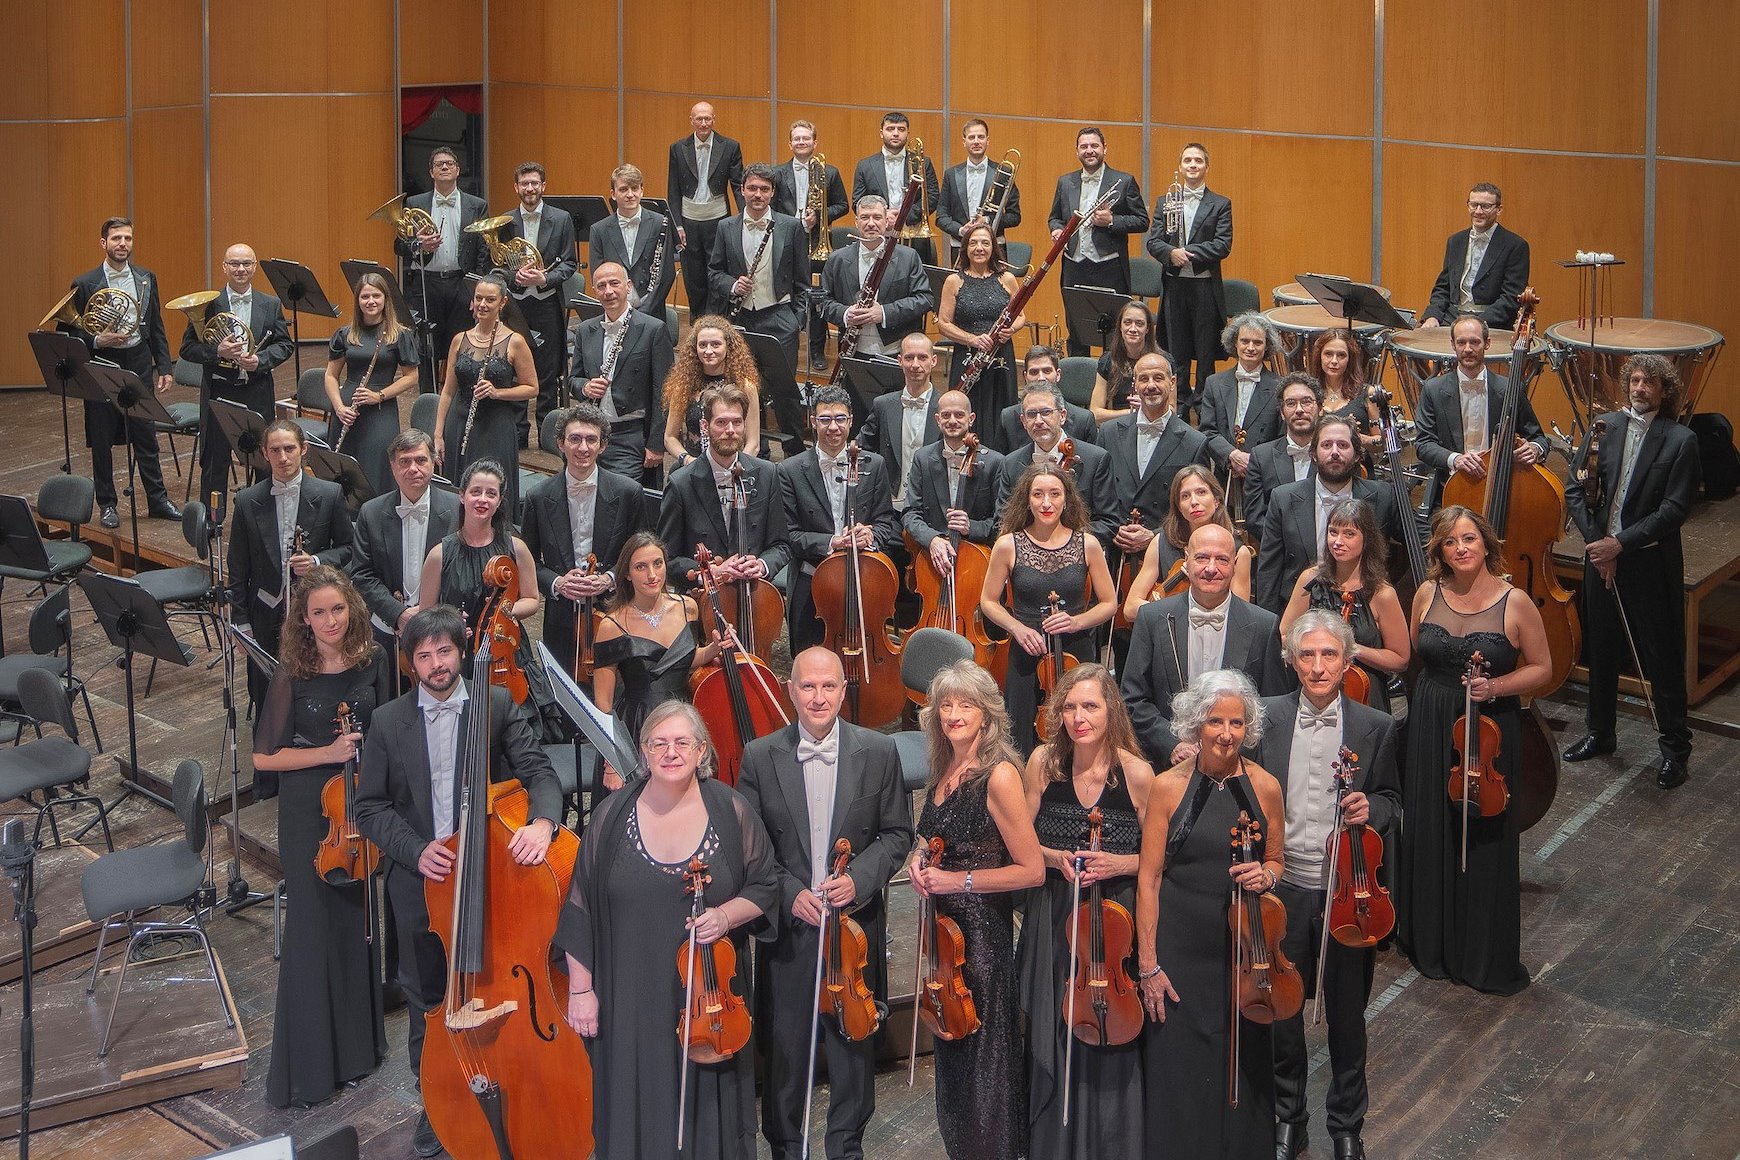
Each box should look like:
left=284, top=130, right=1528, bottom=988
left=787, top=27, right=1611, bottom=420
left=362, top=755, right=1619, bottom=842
left=1164, top=277, right=1221, bottom=413
left=514, top=291, right=566, bottom=439
left=1582, top=556, right=1691, bottom=764
left=738, top=302, right=808, bottom=440
left=681, top=216, right=727, bottom=315
left=386, top=863, right=447, bottom=1079
left=406, top=268, right=470, bottom=395
left=1061, top=255, right=1129, bottom=357
left=86, top=344, right=170, bottom=509
left=200, top=377, right=273, bottom=508
left=760, top=923, right=877, bottom=1160
left=1272, top=879, right=1375, bottom=1139
left=599, top=420, right=649, bottom=484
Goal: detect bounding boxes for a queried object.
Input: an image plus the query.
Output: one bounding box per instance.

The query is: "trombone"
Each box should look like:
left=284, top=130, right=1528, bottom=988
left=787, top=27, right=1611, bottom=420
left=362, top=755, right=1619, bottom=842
left=39, top=287, right=140, bottom=339
left=807, top=153, right=832, bottom=261
left=168, top=290, right=256, bottom=369
left=897, top=138, right=933, bottom=243
left=976, top=148, right=1021, bottom=235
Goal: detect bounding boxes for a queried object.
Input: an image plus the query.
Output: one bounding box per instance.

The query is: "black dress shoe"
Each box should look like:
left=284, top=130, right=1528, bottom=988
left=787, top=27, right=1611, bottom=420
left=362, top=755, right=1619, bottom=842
left=1656, top=758, right=1689, bottom=790
left=99, top=504, right=119, bottom=529
left=1276, top=1121, right=1308, bottom=1160
left=808, top=353, right=828, bottom=372
left=413, top=1111, right=442, bottom=1157
left=1563, top=733, right=1616, bottom=762
left=149, top=500, right=183, bottom=521
left=1334, top=1136, right=1367, bottom=1160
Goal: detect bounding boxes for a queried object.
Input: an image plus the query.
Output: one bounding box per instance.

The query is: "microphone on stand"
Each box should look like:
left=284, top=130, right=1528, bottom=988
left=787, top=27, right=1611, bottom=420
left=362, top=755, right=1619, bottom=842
left=2, top=816, right=38, bottom=1160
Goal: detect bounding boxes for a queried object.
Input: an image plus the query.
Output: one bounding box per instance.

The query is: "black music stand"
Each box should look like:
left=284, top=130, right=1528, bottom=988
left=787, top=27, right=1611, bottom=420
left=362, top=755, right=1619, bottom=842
left=29, top=330, right=108, bottom=477
left=212, top=398, right=270, bottom=484
left=261, top=258, right=340, bottom=382
left=78, top=572, right=192, bottom=818
left=739, top=328, right=803, bottom=456
left=537, top=640, right=639, bottom=833
left=568, top=293, right=604, bottom=327
left=91, top=363, right=174, bottom=571
left=303, top=441, right=375, bottom=513
left=1061, top=285, right=1132, bottom=353
left=1295, top=273, right=1414, bottom=332
left=550, top=195, right=611, bottom=270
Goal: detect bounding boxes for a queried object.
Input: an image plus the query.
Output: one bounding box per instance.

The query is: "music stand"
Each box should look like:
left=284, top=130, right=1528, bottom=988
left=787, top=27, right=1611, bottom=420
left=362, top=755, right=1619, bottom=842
left=302, top=441, right=375, bottom=513
left=91, top=363, right=174, bottom=572
left=537, top=640, right=640, bottom=830
left=1061, top=285, right=1132, bottom=353
left=261, top=259, right=340, bottom=382
left=569, top=294, right=604, bottom=327
left=550, top=195, right=611, bottom=245
left=1294, top=273, right=1413, bottom=333
left=29, top=331, right=108, bottom=477
left=78, top=571, right=193, bottom=818
left=739, top=328, right=802, bottom=455
left=212, top=398, right=270, bottom=484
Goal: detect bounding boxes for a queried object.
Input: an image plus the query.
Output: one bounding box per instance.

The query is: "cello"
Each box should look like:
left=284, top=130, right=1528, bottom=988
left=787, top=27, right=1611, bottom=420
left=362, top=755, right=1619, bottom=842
left=688, top=543, right=792, bottom=787
left=421, top=553, right=593, bottom=1160
left=675, top=854, right=753, bottom=1153
left=695, top=462, right=787, bottom=658
left=1034, top=590, right=1080, bottom=743
left=1337, top=589, right=1373, bottom=705
left=1226, top=811, right=1302, bottom=1109
left=811, top=442, right=906, bottom=727
left=909, top=435, right=1003, bottom=686
left=1059, top=807, right=1141, bottom=1125
left=1449, top=651, right=1507, bottom=873
left=907, top=836, right=979, bottom=1086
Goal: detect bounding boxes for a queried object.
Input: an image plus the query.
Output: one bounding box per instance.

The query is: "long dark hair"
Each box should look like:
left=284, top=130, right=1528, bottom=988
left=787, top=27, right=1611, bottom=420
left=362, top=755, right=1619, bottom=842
left=281, top=566, right=377, bottom=680
left=457, top=459, right=513, bottom=539
left=1317, top=498, right=1390, bottom=594
left=663, top=314, right=760, bottom=419
left=1162, top=464, right=1234, bottom=550
left=606, top=531, right=673, bottom=612
left=1425, top=504, right=1507, bottom=583
left=1032, top=663, right=1143, bottom=789
left=1107, top=301, right=1160, bottom=390
left=998, top=462, right=1089, bottom=536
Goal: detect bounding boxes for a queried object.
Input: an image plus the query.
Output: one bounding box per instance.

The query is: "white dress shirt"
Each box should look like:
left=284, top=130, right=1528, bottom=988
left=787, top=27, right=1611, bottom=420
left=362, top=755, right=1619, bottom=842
left=1460, top=225, right=1494, bottom=305
left=1607, top=410, right=1649, bottom=536
left=429, top=191, right=461, bottom=272
left=896, top=388, right=932, bottom=505
left=853, top=243, right=889, bottom=356
left=792, top=159, right=810, bottom=209
left=1186, top=594, right=1229, bottom=680
left=229, top=287, right=253, bottom=325
left=711, top=451, right=740, bottom=525
left=1234, top=368, right=1261, bottom=428
left=1458, top=370, right=1489, bottom=454
left=420, top=681, right=471, bottom=842
left=262, top=475, right=301, bottom=609
left=883, top=150, right=907, bottom=209
left=817, top=451, right=848, bottom=532
left=943, top=440, right=970, bottom=507
left=1285, top=437, right=1313, bottom=482
left=103, top=263, right=142, bottom=349
left=963, top=162, right=989, bottom=220
left=597, top=309, right=637, bottom=421
left=398, top=488, right=431, bottom=606
left=797, top=719, right=842, bottom=888
left=1136, top=408, right=1172, bottom=477
left=1074, top=169, right=1107, bottom=263
left=1177, top=187, right=1209, bottom=278
left=685, top=137, right=726, bottom=221
left=739, top=213, right=779, bottom=310
left=566, top=466, right=598, bottom=564
left=519, top=203, right=554, bottom=300
left=1281, top=696, right=1342, bottom=890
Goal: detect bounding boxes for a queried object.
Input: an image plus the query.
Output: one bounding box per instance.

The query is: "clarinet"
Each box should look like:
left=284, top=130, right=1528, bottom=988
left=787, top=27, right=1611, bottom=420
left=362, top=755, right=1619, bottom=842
left=728, top=219, right=777, bottom=320
left=643, top=225, right=667, bottom=308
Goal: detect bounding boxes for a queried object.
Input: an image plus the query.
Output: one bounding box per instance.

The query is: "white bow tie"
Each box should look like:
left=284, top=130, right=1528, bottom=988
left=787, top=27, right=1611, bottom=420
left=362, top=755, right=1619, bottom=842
left=1237, top=369, right=1261, bottom=384
left=797, top=736, right=836, bottom=764
left=424, top=701, right=462, bottom=721
left=1287, top=442, right=1312, bottom=461
left=1300, top=705, right=1339, bottom=730
left=567, top=476, right=596, bottom=498
left=1322, top=493, right=1348, bottom=508
left=746, top=217, right=769, bottom=231
left=435, top=195, right=458, bottom=208
left=1459, top=379, right=1485, bottom=395
left=1189, top=609, right=1225, bottom=630
left=819, top=455, right=846, bottom=479
left=1138, top=420, right=1165, bottom=437
left=902, top=395, right=928, bottom=411
left=1182, top=189, right=1204, bottom=202
left=396, top=502, right=427, bottom=522
left=271, top=481, right=299, bottom=498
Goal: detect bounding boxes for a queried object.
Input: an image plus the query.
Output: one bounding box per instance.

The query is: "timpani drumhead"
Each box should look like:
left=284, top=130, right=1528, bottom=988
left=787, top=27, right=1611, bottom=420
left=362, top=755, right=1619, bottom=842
left=1544, top=317, right=1723, bottom=354
left=1264, top=304, right=1383, bottom=335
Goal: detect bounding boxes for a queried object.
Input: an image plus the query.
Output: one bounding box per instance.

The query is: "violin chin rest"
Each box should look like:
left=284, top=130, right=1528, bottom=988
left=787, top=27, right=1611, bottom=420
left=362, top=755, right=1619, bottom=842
left=874, top=1000, right=890, bottom=1025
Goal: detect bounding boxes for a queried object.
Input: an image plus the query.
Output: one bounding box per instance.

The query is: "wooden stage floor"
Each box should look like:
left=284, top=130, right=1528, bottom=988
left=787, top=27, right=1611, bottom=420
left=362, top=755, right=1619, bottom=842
left=1, top=385, right=1738, bottom=1158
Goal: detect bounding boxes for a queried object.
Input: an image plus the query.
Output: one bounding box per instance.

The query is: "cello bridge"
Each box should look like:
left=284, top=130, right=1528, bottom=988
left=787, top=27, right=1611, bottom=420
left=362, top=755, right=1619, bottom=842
left=446, top=997, right=519, bottom=1031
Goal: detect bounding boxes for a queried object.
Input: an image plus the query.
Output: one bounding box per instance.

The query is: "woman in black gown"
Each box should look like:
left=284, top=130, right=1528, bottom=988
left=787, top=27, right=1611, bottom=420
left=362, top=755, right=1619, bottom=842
left=1134, top=668, right=1287, bottom=1158
left=1017, top=663, right=1154, bottom=1158
left=557, top=700, right=779, bottom=1160
left=434, top=274, right=537, bottom=514
left=909, top=659, right=1045, bottom=1160
left=1089, top=300, right=1161, bottom=423
left=1398, top=505, right=1549, bottom=995
left=323, top=271, right=419, bottom=495
left=1307, top=330, right=1380, bottom=462
left=1280, top=497, right=1410, bottom=715
left=662, top=315, right=762, bottom=469
left=253, top=566, right=392, bottom=1107
left=980, top=461, right=1117, bottom=757
left=592, top=532, right=724, bottom=790
left=938, top=223, right=1025, bottom=443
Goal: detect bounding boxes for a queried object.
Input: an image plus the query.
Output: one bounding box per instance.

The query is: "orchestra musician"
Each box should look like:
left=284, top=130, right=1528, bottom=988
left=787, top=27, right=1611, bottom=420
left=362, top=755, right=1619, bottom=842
left=1563, top=353, right=1701, bottom=790
left=1279, top=498, right=1411, bottom=715
left=996, top=346, right=1098, bottom=453
left=1307, top=330, right=1379, bottom=459
left=1121, top=467, right=1255, bottom=625
left=229, top=419, right=355, bottom=728
left=520, top=403, right=646, bottom=665
left=663, top=316, right=763, bottom=467
left=323, top=272, right=419, bottom=496
left=852, top=112, right=941, bottom=265
left=393, top=146, right=489, bottom=395
left=1088, top=301, right=1161, bottom=424
left=980, top=462, right=1118, bottom=757
left=354, top=604, right=562, bottom=1160
left=777, top=387, right=899, bottom=653
left=1411, top=315, right=1550, bottom=513
left=855, top=332, right=941, bottom=514
left=1257, top=612, right=1401, bottom=1160
left=418, top=460, right=541, bottom=675
left=1120, top=523, right=1289, bottom=769
left=736, top=647, right=914, bottom=1160
left=939, top=223, right=1025, bottom=435
left=1243, top=373, right=1323, bottom=540
left=556, top=701, right=779, bottom=1160
left=183, top=241, right=294, bottom=508
left=1397, top=506, right=1549, bottom=995
left=497, top=161, right=578, bottom=439
left=1103, top=351, right=1214, bottom=544
left=669, top=101, right=745, bottom=316
left=770, top=120, right=848, bottom=371
left=1018, top=663, right=1154, bottom=1158
left=817, top=195, right=935, bottom=363
left=996, top=381, right=1119, bottom=550
left=433, top=274, right=537, bottom=515
left=909, top=660, right=1046, bottom=1160
left=1048, top=127, right=1148, bottom=357
left=1146, top=143, right=1232, bottom=418
left=348, top=429, right=460, bottom=657
left=1419, top=182, right=1530, bottom=330
left=570, top=261, right=672, bottom=481
left=1252, top=415, right=1406, bottom=615
left=1134, top=669, right=1285, bottom=1158
left=1200, top=313, right=1285, bottom=485
left=903, top=388, right=1005, bottom=561
left=586, top=164, right=677, bottom=321
left=252, top=567, right=391, bottom=1108
left=936, top=118, right=1023, bottom=262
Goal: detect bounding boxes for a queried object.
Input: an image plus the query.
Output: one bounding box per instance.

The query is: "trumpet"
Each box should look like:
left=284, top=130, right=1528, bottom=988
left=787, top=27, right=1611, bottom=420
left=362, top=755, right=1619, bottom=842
left=976, top=149, right=1021, bottom=234
left=40, top=287, right=140, bottom=339
left=167, top=290, right=256, bottom=370
left=1162, top=169, right=1187, bottom=240
left=897, top=138, right=933, bottom=242
left=369, top=192, right=439, bottom=245
left=807, top=153, right=832, bottom=261
left=465, top=214, right=543, bottom=277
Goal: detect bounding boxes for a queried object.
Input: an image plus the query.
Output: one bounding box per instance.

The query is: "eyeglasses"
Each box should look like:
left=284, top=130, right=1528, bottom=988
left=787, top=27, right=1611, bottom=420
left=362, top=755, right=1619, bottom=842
left=646, top=737, right=701, bottom=756
left=224, top=259, right=257, bottom=269
left=814, top=414, right=851, bottom=426
left=563, top=433, right=602, bottom=447
left=432, top=159, right=459, bottom=169
left=1023, top=407, right=1057, bottom=420
left=1467, top=201, right=1500, bottom=211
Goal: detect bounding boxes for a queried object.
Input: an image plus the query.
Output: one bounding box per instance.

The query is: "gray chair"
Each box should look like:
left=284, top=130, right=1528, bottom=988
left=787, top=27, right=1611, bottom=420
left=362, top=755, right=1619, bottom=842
left=409, top=391, right=440, bottom=439
left=0, top=667, right=109, bottom=851
left=0, top=585, right=101, bottom=747
left=1224, top=278, right=1261, bottom=321
left=1004, top=240, right=1034, bottom=279
left=1130, top=255, right=1165, bottom=305
left=664, top=305, right=681, bottom=350
left=289, top=368, right=332, bottom=441
left=890, top=628, right=975, bottom=791
left=81, top=759, right=233, bottom=1057
left=1058, top=356, right=1100, bottom=410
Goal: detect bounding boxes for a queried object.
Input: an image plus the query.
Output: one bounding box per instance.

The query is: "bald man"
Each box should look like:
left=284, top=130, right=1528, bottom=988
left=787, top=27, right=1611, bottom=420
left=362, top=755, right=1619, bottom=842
left=569, top=261, right=672, bottom=481
left=737, top=647, right=914, bottom=1160
left=182, top=242, right=295, bottom=504
left=668, top=101, right=744, bottom=314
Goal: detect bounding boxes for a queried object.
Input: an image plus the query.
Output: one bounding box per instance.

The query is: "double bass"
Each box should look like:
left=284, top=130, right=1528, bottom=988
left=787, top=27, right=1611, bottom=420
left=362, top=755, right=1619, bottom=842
left=1227, top=812, right=1302, bottom=1108
left=811, top=442, right=906, bottom=727
left=908, top=435, right=1003, bottom=686
left=421, top=553, right=592, bottom=1159
left=907, top=836, right=979, bottom=1086
left=1060, top=807, right=1141, bottom=1125
left=675, top=855, right=752, bottom=1153
left=688, top=543, right=792, bottom=787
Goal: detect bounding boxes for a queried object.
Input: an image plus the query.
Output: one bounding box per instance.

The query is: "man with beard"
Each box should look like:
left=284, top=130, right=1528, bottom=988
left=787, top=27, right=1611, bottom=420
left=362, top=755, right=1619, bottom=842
left=996, top=379, right=1119, bottom=549
left=1411, top=314, right=1549, bottom=514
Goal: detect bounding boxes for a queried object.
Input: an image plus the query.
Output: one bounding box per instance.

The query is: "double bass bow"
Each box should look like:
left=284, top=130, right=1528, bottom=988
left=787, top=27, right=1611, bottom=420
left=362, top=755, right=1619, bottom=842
left=1575, top=417, right=1658, bottom=729
left=1034, top=590, right=1079, bottom=742
left=811, top=441, right=906, bottom=727
left=907, top=837, right=979, bottom=1086
left=688, top=543, right=791, bottom=787
left=1449, top=651, right=1506, bottom=872
left=909, top=435, right=1002, bottom=685
left=800, top=839, right=880, bottom=1160
left=1227, top=812, right=1302, bottom=1108
left=675, top=855, right=752, bottom=1152
left=1060, top=806, right=1141, bottom=1126
left=1314, top=748, right=1393, bottom=1023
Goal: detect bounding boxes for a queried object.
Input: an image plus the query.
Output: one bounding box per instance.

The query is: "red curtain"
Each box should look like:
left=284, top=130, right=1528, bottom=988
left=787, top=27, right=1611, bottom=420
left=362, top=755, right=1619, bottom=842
left=401, top=86, right=483, bottom=134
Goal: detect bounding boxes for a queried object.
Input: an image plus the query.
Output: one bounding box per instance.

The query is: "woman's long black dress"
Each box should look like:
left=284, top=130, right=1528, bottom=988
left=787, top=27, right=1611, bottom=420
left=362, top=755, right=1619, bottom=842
left=1397, top=585, right=1530, bottom=995
left=1005, top=529, right=1094, bottom=757
left=1018, top=770, right=1145, bottom=1157
left=947, top=272, right=1017, bottom=444
left=255, top=650, right=393, bottom=1107
left=1303, top=572, right=1392, bottom=715
left=553, top=777, right=778, bottom=1160
left=594, top=612, right=702, bottom=746
left=1141, top=765, right=1274, bottom=1158
left=443, top=332, right=522, bottom=513
left=918, top=773, right=1027, bottom=1160
left=326, top=325, right=417, bottom=496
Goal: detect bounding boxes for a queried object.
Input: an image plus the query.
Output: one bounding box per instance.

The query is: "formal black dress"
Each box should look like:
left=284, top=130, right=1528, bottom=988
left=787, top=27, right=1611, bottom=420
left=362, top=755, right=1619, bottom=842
left=1095, top=351, right=1135, bottom=413
left=1397, top=586, right=1530, bottom=995
left=443, top=332, right=522, bottom=513
left=1006, top=530, right=1094, bottom=757
left=678, top=374, right=728, bottom=459
left=594, top=610, right=703, bottom=746
left=918, top=774, right=1027, bottom=1160
left=1142, top=765, right=1274, bottom=1157
left=255, top=651, right=393, bottom=1107
left=1017, top=770, right=1144, bottom=1157
left=326, top=325, right=418, bottom=496
left=435, top=530, right=555, bottom=725
left=947, top=273, right=1017, bottom=443
left=552, top=778, right=778, bottom=1160
left=1303, top=573, right=1392, bottom=714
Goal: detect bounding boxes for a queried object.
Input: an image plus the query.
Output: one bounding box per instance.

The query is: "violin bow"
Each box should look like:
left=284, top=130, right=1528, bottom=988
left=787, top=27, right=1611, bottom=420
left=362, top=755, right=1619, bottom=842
left=1062, top=847, right=1086, bottom=1126
left=676, top=864, right=704, bottom=1152
left=800, top=874, right=832, bottom=1160
left=718, top=618, right=792, bottom=726
left=907, top=845, right=930, bottom=1088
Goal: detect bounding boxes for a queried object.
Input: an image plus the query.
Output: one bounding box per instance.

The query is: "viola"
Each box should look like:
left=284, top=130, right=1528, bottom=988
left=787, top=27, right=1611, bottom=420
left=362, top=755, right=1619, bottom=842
left=1063, top=807, right=1142, bottom=1047
left=909, top=435, right=1005, bottom=687
left=314, top=701, right=378, bottom=890
left=908, top=836, right=979, bottom=1085
left=1325, top=748, right=1393, bottom=948
left=1449, top=651, right=1507, bottom=871
left=817, top=839, right=881, bottom=1042
left=1034, top=589, right=1079, bottom=742
left=571, top=552, right=602, bottom=685
left=1337, top=589, right=1372, bottom=705
left=676, top=856, right=752, bottom=1064
left=1228, top=813, right=1302, bottom=1025
left=811, top=442, right=906, bottom=728
left=422, top=553, right=593, bottom=1159
left=696, top=461, right=787, bottom=657
left=688, top=543, right=791, bottom=787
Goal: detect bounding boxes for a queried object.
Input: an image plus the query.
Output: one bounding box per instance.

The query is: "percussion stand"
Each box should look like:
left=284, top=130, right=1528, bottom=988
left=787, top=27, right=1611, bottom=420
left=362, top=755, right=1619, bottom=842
left=1558, top=257, right=1626, bottom=438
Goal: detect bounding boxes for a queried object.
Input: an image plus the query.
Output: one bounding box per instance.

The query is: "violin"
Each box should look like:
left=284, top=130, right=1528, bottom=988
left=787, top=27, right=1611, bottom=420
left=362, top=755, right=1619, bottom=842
left=1063, top=807, right=1142, bottom=1047
left=909, top=436, right=1004, bottom=688
left=421, top=553, right=593, bottom=1158
left=571, top=552, right=602, bottom=685
left=676, top=855, right=752, bottom=1064
left=1228, top=812, right=1302, bottom=1024
left=812, top=442, right=906, bottom=728
left=1034, top=589, right=1080, bottom=742
left=1324, top=747, right=1393, bottom=949
left=688, top=543, right=791, bottom=787
left=1056, top=437, right=1080, bottom=473
left=695, top=461, right=787, bottom=656
left=908, top=837, right=979, bottom=1084
left=314, top=701, right=378, bottom=891
left=1337, top=589, right=1372, bottom=704
left=816, top=839, right=881, bottom=1042
left=1449, top=651, right=1507, bottom=870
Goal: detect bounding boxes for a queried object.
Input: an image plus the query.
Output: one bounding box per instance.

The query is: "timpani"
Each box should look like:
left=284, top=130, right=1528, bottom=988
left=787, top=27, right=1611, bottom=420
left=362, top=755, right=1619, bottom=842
left=1386, top=326, right=1548, bottom=415
left=1545, top=317, right=1725, bottom=428
left=1272, top=280, right=1391, bottom=308
left=1263, top=304, right=1384, bottom=373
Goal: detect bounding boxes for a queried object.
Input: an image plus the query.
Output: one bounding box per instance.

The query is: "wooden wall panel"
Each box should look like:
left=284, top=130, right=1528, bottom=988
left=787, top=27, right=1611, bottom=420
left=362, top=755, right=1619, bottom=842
left=1653, top=161, right=1739, bottom=418
left=778, top=0, right=942, bottom=110
left=768, top=105, right=908, bottom=180
left=130, top=0, right=202, bottom=109
left=4, top=2, right=126, bottom=120
left=952, top=0, right=1140, bottom=126
left=487, top=0, right=615, bottom=88
left=1657, top=0, right=1740, bottom=162
left=400, top=0, right=486, bottom=86
left=130, top=106, right=207, bottom=314
left=626, top=3, right=769, bottom=101
left=488, top=85, right=619, bottom=207
left=1154, top=0, right=1372, bottom=137
left=209, top=1, right=392, bottom=95
left=1385, top=0, right=1647, bottom=155
left=624, top=93, right=773, bottom=200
